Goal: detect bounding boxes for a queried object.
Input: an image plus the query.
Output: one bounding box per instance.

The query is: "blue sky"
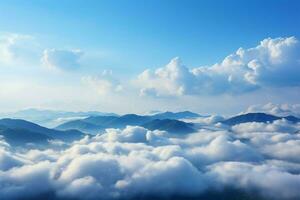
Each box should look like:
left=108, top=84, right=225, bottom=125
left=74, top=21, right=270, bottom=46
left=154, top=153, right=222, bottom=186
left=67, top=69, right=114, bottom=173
left=0, top=0, right=299, bottom=114
left=1, top=0, right=300, bottom=70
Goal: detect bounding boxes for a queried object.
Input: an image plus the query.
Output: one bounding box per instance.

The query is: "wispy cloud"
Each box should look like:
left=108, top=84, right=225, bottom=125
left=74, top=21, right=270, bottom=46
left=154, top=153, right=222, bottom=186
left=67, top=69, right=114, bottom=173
left=0, top=33, right=39, bottom=66
left=41, top=48, right=84, bottom=71
left=81, top=70, right=123, bottom=96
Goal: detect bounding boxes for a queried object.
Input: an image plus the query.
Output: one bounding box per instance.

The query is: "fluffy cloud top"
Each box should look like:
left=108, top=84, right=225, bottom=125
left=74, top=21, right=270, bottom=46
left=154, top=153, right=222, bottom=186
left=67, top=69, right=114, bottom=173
left=137, top=37, right=300, bottom=96
left=138, top=57, right=195, bottom=96
left=41, top=48, right=83, bottom=71
left=1, top=120, right=300, bottom=199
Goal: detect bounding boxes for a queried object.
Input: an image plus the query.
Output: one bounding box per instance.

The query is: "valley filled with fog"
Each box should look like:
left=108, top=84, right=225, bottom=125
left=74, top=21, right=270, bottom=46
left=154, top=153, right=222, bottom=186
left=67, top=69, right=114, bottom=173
left=1, top=104, right=300, bottom=200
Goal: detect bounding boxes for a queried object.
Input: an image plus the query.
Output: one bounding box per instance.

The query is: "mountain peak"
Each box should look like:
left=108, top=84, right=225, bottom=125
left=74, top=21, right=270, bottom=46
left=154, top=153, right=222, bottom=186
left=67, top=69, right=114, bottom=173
left=222, top=112, right=300, bottom=126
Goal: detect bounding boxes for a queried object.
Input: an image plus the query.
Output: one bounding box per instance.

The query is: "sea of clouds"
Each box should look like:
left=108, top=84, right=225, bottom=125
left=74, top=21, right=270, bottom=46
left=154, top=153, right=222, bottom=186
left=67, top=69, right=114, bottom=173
left=1, top=118, right=300, bottom=200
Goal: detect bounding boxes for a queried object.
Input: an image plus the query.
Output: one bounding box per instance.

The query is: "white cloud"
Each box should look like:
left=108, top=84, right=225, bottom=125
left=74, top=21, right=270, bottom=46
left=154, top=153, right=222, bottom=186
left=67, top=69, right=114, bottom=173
left=0, top=149, right=26, bottom=171
left=209, top=162, right=300, bottom=199
left=232, top=119, right=300, bottom=133
left=182, top=115, right=224, bottom=125
left=137, top=57, right=195, bottom=96
left=57, top=154, right=123, bottom=187
left=262, top=139, right=300, bottom=163
left=58, top=176, right=103, bottom=200
left=137, top=37, right=300, bottom=96
left=41, top=48, right=83, bottom=71
left=116, top=157, right=207, bottom=198
left=0, top=161, right=52, bottom=199
left=231, top=119, right=300, bottom=163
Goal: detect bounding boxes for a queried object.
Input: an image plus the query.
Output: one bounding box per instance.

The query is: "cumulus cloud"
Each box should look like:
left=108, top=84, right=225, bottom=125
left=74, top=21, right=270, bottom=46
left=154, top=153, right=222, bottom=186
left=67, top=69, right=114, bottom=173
left=41, top=48, right=83, bottom=71
left=116, top=157, right=207, bottom=198
left=1, top=121, right=300, bottom=199
left=0, top=161, right=52, bottom=199
left=231, top=119, right=300, bottom=163
left=209, top=161, right=300, bottom=199
left=58, top=176, right=103, bottom=199
left=137, top=57, right=195, bottom=96
left=232, top=119, right=300, bottom=133
left=0, top=141, right=27, bottom=170
left=182, top=115, right=225, bottom=126
left=137, top=37, right=300, bottom=96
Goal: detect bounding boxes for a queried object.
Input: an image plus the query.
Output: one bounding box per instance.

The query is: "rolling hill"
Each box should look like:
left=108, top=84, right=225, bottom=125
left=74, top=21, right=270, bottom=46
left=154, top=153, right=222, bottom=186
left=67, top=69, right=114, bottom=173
left=0, top=118, right=85, bottom=145
left=142, top=119, right=195, bottom=134
left=222, top=112, right=300, bottom=126
left=56, top=120, right=104, bottom=134
left=0, top=108, right=118, bottom=128
left=0, top=128, right=52, bottom=145
left=56, top=112, right=198, bottom=134
left=151, top=111, right=201, bottom=120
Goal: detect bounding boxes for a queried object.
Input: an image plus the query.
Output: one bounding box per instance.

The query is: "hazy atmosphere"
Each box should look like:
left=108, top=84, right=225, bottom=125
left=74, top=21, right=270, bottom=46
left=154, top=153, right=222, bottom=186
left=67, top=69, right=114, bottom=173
left=1, top=0, right=300, bottom=114
left=0, top=1, right=300, bottom=200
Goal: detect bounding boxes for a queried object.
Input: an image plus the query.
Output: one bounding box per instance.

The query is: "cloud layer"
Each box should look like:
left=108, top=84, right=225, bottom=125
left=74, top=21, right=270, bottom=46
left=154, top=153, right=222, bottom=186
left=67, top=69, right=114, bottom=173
left=137, top=37, right=300, bottom=96
left=1, top=119, right=300, bottom=200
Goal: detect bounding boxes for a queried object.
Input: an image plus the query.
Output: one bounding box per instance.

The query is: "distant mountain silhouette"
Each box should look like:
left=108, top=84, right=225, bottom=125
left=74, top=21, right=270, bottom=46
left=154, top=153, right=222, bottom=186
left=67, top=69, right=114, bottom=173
left=83, top=115, right=119, bottom=126
left=0, top=128, right=52, bottom=145
left=56, top=120, right=104, bottom=134
left=222, top=112, right=300, bottom=126
left=107, top=114, right=153, bottom=128
left=56, top=112, right=199, bottom=134
left=142, top=119, right=195, bottom=134
left=151, top=111, right=201, bottom=119
left=284, top=115, right=300, bottom=123
left=0, top=108, right=118, bottom=127
left=56, top=114, right=153, bottom=131
left=0, top=118, right=85, bottom=145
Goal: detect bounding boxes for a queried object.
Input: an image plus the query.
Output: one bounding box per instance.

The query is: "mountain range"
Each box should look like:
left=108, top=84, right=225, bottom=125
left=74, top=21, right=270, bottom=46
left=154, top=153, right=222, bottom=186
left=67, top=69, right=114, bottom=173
left=0, top=111, right=201, bottom=145
left=143, top=119, right=195, bottom=134
left=149, top=111, right=202, bottom=119
left=1, top=111, right=299, bottom=146
left=0, top=108, right=118, bottom=128
left=56, top=111, right=200, bottom=134
left=222, top=112, right=300, bottom=126
left=0, top=118, right=85, bottom=145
